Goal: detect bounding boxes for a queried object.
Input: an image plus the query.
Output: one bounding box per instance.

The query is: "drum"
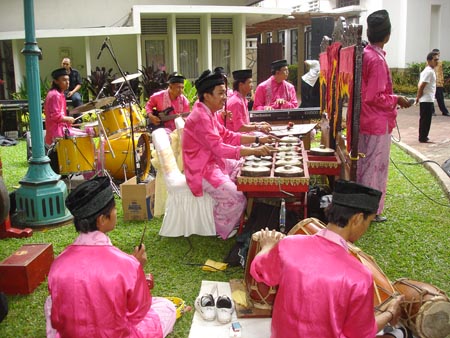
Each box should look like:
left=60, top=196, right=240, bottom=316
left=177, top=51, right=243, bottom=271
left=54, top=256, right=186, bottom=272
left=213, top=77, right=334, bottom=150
left=347, top=243, right=395, bottom=307
left=287, top=217, right=326, bottom=235
left=103, top=132, right=151, bottom=181
left=55, top=136, right=96, bottom=174
left=244, top=230, right=279, bottom=309
left=99, top=105, right=131, bottom=137
left=84, top=121, right=99, bottom=137
left=393, top=278, right=450, bottom=338
left=129, top=104, right=145, bottom=128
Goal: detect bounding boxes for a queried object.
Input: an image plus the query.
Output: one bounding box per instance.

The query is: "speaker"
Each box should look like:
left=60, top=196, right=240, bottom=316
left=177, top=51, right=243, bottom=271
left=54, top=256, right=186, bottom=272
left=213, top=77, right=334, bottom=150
left=311, top=17, right=335, bottom=59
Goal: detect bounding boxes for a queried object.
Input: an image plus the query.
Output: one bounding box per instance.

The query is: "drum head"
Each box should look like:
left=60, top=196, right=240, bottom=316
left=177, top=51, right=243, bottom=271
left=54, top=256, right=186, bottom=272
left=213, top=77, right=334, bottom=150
left=416, top=300, right=450, bottom=338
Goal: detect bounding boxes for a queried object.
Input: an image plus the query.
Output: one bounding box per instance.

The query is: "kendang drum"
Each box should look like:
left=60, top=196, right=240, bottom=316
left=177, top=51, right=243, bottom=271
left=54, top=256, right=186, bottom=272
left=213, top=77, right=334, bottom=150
left=287, top=217, right=326, bottom=235
left=393, top=278, right=450, bottom=338
left=347, top=243, right=395, bottom=307
left=99, top=105, right=131, bottom=138
left=55, top=136, right=96, bottom=175
left=244, top=230, right=279, bottom=309
left=103, top=132, right=151, bottom=181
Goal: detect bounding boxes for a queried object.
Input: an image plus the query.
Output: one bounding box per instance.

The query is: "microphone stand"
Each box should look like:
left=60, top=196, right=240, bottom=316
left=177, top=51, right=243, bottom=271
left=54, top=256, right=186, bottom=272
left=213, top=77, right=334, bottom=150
left=100, top=38, right=142, bottom=183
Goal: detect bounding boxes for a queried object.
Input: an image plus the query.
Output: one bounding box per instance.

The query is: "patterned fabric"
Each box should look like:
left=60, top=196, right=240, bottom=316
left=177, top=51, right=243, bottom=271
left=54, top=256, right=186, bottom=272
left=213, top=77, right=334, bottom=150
left=339, top=46, right=355, bottom=152
left=356, top=132, right=391, bottom=215
left=253, top=76, right=297, bottom=110
left=250, top=233, right=377, bottom=338
left=202, top=159, right=246, bottom=239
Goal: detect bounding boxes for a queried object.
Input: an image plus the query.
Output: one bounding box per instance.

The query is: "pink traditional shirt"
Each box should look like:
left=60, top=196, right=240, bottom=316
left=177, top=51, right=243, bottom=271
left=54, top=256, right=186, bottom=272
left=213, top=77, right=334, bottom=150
left=225, top=91, right=249, bottom=132
left=44, top=88, right=84, bottom=145
left=47, top=231, right=163, bottom=338
left=145, top=89, right=190, bottom=131
left=183, top=101, right=242, bottom=196
left=250, top=229, right=377, bottom=338
left=253, top=76, right=298, bottom=110
left=361, top=44, right=398, bottom=135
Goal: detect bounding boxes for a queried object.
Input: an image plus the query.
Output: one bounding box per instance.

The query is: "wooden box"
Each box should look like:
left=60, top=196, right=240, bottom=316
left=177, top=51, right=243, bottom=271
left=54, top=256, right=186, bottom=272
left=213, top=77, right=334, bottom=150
left=0, top=243, right=54, bottom=295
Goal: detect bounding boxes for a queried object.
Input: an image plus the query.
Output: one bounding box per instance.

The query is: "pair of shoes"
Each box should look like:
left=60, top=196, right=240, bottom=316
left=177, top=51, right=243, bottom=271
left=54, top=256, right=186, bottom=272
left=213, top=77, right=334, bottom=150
left=432, top=112, right=437, bottom=116
left=443, top=112, right=450, bottom=116
left=195, top=294, right=234, bottom=323
left=372, top=215, right=387, bottom=222
left=418, top=138, right=429, bottom=143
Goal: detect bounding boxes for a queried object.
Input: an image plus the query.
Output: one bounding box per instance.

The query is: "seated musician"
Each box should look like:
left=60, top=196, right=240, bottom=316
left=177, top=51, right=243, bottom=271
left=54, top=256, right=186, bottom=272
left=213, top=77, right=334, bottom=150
left=251, top=180, right=410, bottom=338
left=145, top=72, right=190, bottom=131
left=44, top=68, right=86, bottom=147
left=44, top=177, right=176, bottom=338
left=182, top=69, right=276, bottom=239
left=253, top=59, right=298, bottom=111
left=223, top=69, right=271, bottom=134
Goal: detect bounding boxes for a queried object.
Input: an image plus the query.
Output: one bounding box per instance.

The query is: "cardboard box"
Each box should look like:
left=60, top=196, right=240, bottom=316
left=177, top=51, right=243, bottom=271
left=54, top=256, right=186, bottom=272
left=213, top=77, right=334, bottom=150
left=121, top=176, right=155, bottom=221
left=0, top=243, right=54, bottom=295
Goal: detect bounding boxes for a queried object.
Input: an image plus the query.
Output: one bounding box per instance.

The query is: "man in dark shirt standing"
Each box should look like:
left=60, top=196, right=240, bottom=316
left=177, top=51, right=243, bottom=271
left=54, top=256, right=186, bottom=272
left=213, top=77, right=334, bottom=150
left=61, top=58, right=83, bottom=116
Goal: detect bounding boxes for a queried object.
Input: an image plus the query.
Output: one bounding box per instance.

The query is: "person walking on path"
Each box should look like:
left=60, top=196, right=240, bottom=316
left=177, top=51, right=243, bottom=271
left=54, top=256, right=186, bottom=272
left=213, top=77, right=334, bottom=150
left=416, top=51, right=439, bottom=143
left=431, top=49, right=450, bottom=116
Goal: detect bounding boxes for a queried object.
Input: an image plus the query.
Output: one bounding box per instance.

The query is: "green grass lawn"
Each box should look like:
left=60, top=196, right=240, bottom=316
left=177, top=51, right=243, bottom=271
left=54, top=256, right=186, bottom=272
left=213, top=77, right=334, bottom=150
left=0, top=140, right=449, bottom=337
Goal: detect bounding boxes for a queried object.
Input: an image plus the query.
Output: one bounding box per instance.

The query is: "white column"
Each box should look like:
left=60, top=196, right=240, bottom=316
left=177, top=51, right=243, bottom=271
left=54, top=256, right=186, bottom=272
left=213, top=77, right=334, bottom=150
left=169, top=14, right=177, bottom=72
left=234, top=14, right=246, bottom=70
left=136, top=34, right=142, bottom=71
left=84, top=36, right=91, bottom=79
left=201, top=13, right=212, bottom=71
left=12, top=39, right=24, bottom=90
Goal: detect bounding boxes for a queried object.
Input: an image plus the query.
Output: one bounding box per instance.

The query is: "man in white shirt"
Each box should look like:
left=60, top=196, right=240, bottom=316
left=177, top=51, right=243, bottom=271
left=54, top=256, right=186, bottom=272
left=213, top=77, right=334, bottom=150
left=416, top=51, right=439, bottom=143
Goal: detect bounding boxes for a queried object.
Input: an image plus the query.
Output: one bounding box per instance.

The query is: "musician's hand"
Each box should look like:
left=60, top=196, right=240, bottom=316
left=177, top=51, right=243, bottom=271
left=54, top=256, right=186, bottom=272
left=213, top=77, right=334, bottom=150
left=64, top=116, right=75, bottom=124
left=148, top=114, right=161, bottom=125
left=259, top=135, right=278, bottom=144
left=221, top=110, right=232, bottom=121
left=275, top=98, right=286, bottom=105
left=252, top=145, right=276, bottom=156
left=257, top=123, right=272, bottom=134
left=264, top=106, right=274, bottom=111
left=258, top=228, right=285, bottom=254
left=378, top=294, right=404, bottom=326
left=397, top=96, right=411, bottom=109
left=132, top=243, right=147, bottom=267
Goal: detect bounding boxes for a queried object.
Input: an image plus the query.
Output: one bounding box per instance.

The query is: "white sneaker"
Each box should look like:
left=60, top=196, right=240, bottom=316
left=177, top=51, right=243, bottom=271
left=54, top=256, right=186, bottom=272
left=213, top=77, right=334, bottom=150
left=195, top=294, right=216, bottom=321
left=216, top=295, right=234, bottom=323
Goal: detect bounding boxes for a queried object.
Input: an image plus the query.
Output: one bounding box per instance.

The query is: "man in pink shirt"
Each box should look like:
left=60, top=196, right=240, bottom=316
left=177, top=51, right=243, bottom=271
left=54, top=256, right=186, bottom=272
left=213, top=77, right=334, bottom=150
left=44, top=68, right=85, bottom=146
left=251, top=180, right=407, bottom=338
left=253, top=59, right=298, bottom=110
left=357, top=10, right=410, bottom=222
left=225, top=69, right=271, bottom=133
left=183, top=69, right=276, bottom=239
left=45, top=177, right=176, bottom=338
left=145, top=72, right=190, bottom=131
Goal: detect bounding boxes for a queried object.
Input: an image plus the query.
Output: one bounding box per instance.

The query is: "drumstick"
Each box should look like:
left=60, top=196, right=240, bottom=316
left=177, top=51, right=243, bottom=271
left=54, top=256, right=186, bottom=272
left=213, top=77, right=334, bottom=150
left=138, top=223, right=148, bottom=250
left=74, top=111, right=93, bottom=121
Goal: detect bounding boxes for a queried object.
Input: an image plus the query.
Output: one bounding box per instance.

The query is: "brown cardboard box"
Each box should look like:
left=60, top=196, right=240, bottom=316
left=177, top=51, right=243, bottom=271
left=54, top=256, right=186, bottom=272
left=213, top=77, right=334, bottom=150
left=121, top=176, right=155, bottom=221
left=0, top=243, right=54, bottom=295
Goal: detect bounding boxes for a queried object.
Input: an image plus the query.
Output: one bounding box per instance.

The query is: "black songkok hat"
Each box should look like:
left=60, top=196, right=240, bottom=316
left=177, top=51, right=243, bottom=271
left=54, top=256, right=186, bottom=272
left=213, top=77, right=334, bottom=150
left=168, top=72, right=186, bottom=84
left=65, top=176, right=114, bottom=219
left=195, top=69, right=225, bottom=95
left=214, top=67, right=226, bottom=75
left=367, top=9, right=391, bottom=34
left=51, top=68, right=69, bottom=80
left=232, top=69, right=252, bottom=81
left=332, top=180, right=382, bottom=214
left=271, top=59, right=289, bottom=72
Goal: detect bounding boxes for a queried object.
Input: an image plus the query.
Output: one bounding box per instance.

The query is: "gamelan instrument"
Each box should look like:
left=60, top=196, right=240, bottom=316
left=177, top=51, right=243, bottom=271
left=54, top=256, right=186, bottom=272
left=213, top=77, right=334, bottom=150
left=249, top=107, right=320, bottom=123
left=244, top=230, right=280, bottom=309
left=393, top=278, right=450, bottom=338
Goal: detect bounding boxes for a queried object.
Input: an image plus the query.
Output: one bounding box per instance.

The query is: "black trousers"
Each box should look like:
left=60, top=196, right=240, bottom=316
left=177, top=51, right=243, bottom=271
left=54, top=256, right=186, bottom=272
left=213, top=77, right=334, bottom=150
left=435, top=87, right=449, bottom=115
left=419, top=102, right=434, bottom=141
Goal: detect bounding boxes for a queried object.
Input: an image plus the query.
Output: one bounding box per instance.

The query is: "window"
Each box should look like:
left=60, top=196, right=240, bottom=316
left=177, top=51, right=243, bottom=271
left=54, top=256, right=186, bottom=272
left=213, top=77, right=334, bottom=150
left=337, top=0, right=360, bottom=8
left=144, top=39, right=166, bottom=71
left=212, top=39, right=231, bottom=75
left=278, top=31, right=286, bottom=59
left=290, top=29, right=298, bottom=65
left=178, top=39, right=199, bottom=79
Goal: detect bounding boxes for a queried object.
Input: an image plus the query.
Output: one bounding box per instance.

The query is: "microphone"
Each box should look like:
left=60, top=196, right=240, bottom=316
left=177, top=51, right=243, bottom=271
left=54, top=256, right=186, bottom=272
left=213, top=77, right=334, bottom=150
left=96, top=37, right=109, bottom=60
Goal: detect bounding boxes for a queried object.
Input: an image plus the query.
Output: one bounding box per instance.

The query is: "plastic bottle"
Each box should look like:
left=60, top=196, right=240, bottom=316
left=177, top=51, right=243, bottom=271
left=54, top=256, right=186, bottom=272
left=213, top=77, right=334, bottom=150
left=279, top=198, right=286, bottom=233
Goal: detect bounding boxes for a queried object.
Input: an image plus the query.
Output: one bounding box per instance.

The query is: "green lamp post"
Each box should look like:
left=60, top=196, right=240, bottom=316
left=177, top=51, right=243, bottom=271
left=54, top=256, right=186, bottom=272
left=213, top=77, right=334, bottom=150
left=14, top=0, right=72, bottom=226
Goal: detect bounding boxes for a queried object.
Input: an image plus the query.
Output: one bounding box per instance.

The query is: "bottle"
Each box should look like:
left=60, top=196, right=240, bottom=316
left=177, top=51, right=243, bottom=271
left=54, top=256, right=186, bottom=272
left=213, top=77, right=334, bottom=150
left=279, top=198, right=286, bottom=233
